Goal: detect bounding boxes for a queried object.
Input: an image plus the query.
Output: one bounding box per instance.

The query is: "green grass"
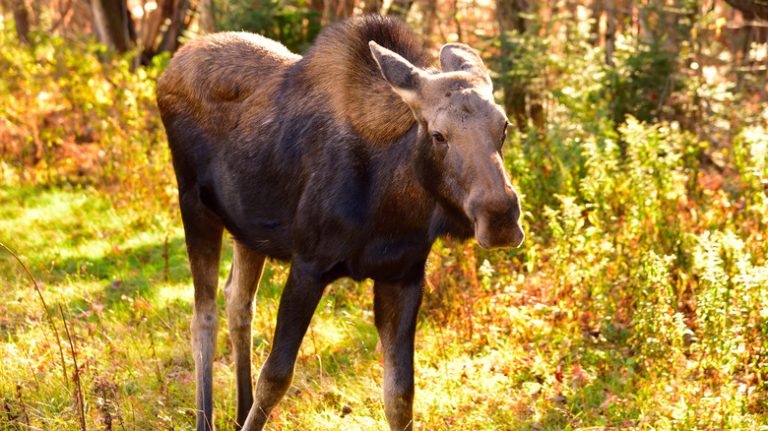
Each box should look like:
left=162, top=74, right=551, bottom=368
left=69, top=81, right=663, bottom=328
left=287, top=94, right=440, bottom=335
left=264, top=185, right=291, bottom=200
left=3, top=184, right=766, bottom=430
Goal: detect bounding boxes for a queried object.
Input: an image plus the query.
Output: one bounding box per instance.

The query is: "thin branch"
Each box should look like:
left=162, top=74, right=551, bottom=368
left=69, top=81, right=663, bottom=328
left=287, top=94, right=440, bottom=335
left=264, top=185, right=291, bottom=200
left=49, top=0, right=74, bottom=33
left=60, top=305, right=87, bottom=431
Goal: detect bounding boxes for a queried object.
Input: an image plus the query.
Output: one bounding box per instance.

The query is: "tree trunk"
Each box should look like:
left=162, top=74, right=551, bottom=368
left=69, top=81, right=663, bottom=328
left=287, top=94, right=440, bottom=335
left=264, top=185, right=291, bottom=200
left=90, top=0, right=134, bottom=52
left=723, top=0, right=768, bottom=21
left=496, top=0, right=530, bottom=130
left=140, top=0, right=168, bottom=57
left=591, top=0, right=603, bottom=46
left=310, top=0, right=325, bottom=15
left=323, top=0, right=356, bottom=23
left=10, top=0, right=31, bottom=44
left=198, top=0, right=216, bottom=33
left=363, top=0, right=382, bottom=14
left=136, top=0, right=192, bottom=65
left=421, top=0, right=440, bottom=43
left=605, top=0, right=615, bottom=66
left=157, top=0, right=191, bottom=54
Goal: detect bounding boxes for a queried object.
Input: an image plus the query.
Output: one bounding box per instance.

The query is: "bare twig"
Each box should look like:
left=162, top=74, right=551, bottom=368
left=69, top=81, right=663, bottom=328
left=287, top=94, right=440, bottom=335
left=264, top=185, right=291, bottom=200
left=452, top=0, right=463, bottom=42
left=147, top=329, right=166, bottom=398
left=49, top=0, right=73, bottom=33
left=163, top=234, right=170, bottom=283
left=59, top=305, right=87, bottom=431
left=0, top=241, right=69, bottom=388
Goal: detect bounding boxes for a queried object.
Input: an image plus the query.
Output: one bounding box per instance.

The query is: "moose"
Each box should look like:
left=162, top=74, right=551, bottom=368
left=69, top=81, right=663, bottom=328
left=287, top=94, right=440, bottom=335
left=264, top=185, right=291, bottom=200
left=157, top=14, right=523, bottom=431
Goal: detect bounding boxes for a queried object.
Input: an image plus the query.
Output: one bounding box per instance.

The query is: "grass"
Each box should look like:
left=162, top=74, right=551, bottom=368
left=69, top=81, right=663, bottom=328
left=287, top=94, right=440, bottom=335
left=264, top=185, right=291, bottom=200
left=3, top=183, right=765, bottom=430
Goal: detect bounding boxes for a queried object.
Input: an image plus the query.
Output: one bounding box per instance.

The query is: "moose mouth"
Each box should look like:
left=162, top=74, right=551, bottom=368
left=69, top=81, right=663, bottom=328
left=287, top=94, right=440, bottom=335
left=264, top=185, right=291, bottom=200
left=474, top=216, right=525, bottom=249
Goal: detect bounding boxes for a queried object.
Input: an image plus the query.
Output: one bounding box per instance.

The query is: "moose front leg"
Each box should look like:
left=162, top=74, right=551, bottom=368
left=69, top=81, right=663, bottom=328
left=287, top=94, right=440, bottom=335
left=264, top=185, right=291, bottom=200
left=374, top=279, right=424, bottom=431
left=241, top=260, right=327, bottom=431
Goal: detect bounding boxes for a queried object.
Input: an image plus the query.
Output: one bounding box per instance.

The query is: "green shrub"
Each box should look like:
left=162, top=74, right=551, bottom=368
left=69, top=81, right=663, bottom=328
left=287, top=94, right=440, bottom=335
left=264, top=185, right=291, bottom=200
left=215, top=0, right=321, bottom=53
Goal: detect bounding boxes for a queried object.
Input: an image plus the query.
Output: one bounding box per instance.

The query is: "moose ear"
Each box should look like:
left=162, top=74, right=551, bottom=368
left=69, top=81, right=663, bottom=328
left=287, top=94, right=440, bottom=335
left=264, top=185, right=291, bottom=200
left=439, top=43, right=491, bottom=85
left=369, top=41, right=423, bottom=97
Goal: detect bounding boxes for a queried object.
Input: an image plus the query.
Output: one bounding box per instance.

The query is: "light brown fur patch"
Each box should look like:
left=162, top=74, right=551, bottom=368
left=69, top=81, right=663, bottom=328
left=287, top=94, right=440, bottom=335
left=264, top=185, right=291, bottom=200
left=157, top=32, right=299, bottom=137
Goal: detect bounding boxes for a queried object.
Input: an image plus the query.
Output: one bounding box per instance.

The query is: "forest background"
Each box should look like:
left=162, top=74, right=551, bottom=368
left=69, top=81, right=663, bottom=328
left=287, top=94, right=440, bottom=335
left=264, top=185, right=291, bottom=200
left=1, top=0, right=768, bottom=429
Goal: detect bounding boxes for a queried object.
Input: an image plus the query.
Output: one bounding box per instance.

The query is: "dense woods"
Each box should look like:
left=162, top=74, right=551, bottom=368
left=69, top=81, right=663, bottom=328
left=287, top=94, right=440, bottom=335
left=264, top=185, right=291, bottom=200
left=1, top=0, right=767, bottom=430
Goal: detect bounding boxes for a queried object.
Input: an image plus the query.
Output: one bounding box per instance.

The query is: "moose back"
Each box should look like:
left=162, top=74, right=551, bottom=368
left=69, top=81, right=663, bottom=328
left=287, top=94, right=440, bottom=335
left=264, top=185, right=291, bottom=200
left=156, top=14, right=523, bottom=431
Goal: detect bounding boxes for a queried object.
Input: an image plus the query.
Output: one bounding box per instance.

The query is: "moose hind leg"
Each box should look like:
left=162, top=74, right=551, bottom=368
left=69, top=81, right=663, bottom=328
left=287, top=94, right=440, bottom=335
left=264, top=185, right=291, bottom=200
left=225, top=241, right=266, bottom=429
left=181, top=191, right=224, bottom=431
left=241, top=259, right=326, bottom=431
left=374, top=279, right=424, bottom=431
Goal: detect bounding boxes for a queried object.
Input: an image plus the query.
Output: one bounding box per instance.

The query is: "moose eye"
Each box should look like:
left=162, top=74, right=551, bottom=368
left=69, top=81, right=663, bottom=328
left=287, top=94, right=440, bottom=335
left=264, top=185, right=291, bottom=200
left=432, top=131, right=446, bottom=144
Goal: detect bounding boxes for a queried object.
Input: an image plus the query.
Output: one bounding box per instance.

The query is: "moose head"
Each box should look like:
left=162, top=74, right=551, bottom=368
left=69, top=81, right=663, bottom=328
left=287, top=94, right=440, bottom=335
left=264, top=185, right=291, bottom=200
left=370, top=41, right=525, bottom=248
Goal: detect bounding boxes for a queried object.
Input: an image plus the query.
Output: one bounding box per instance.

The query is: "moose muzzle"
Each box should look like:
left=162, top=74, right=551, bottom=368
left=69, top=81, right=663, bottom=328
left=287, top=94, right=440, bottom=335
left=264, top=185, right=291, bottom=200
left=470, top=190, right=524, bottom=249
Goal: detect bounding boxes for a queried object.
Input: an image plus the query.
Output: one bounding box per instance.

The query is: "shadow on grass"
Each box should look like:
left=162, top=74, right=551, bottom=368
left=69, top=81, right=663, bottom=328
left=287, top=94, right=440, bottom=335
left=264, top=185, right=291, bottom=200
left=25, top=235, right=196, bottom=320
left=59, top=236, right=291, bottom=325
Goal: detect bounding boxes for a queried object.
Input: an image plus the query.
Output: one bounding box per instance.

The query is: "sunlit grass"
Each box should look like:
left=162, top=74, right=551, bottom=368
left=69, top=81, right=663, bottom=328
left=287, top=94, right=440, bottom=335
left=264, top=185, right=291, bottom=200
left=0, top=185, right=645, bottom=431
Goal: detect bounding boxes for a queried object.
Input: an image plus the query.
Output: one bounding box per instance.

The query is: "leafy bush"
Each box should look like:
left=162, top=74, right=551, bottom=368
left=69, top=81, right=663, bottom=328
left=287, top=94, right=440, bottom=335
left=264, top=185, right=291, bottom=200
left=215, top=0, right=321, bottom=52
left=482, top=5, right=768, bottom=423
left=0, top=20, right=175, bottom=210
